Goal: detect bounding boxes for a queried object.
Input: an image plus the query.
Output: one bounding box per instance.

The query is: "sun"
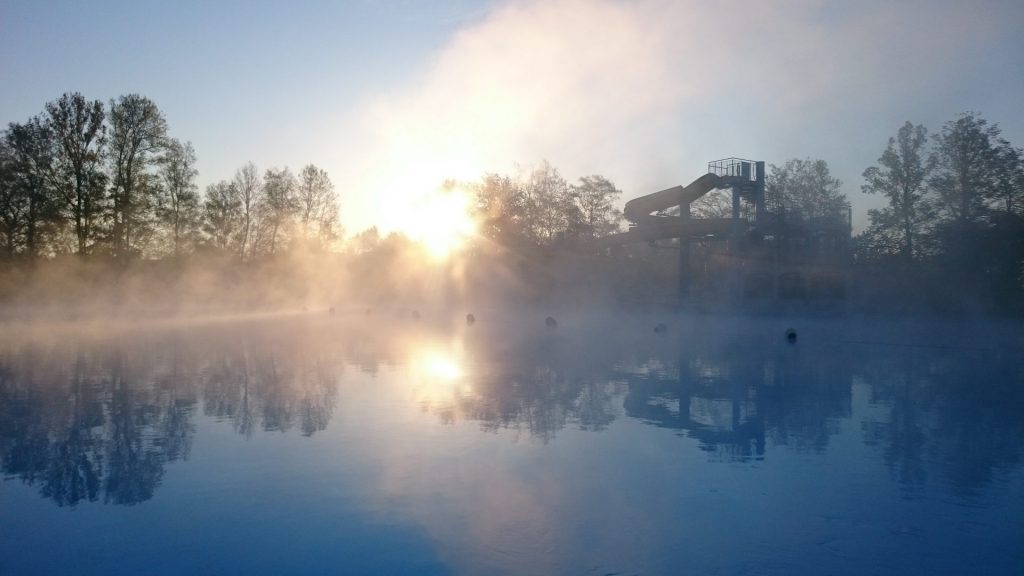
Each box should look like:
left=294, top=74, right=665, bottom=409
left=401, top=183, right=478, bottom=260
left=367, top=133, right=483, bottom=260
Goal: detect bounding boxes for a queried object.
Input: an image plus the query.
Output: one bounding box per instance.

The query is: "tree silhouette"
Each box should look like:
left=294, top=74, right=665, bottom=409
left=296, top=164, right=339, bottom=249
left=157, top=139, right=201, bottom=257
left=233, top=162, right=263, bottom=260
left=861, top=122, right=934, bottom=261
left=46, top=92, right=107, bottom=255
left=108, top=94, right=168, bottom=258
left=766, top=158, right=850, bottom=224
left=3, top=117, right=57, bottom=257
left=201, top=180, right=242, bottom=252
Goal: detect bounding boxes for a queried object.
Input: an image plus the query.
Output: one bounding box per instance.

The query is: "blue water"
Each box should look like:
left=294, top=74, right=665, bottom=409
left=1, top=313, right=1022, bottom=575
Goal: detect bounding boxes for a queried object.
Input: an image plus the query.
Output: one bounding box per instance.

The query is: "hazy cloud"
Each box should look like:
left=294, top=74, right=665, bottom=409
left=336, top=0, right=1024, bottom=231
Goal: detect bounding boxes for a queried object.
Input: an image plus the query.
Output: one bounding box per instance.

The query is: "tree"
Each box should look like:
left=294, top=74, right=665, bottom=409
left=258, top=167, right=297, bottom=256
left=854, top=211, right=904, bottom=264
left=46, top=92, right=107, bottom=255
left=861, top=122, right=934, bottom=261
left=295, top=164, right=339, bottom=248
left=107, top=94, right=168, bottom=258
left=347, top=226, right=381, bottom=255
left=522, top=161, right=572, bottom=244
left=766, top=158, right=849, bottom=224
left=201, top=180, right=241, bottom=252
left=986, top=139, right=1024, bottom=307
left=927, top=112, right=1006, bottom=280
left=233, top=162, right=262, bottom=259
left=474, top=166, right=624, bottom=247
left=4, top=117, right=59, bottom=258
left=0, top=138, right=26, bottom=257
left=689, top=190, right=734, bottom=219
left=475, top=172, right=530, bottom=247
left=157, top=139, right=201, bottom=256
left=567, top=175, right=622, bottom=238
left=991, top=140, right=1023, bottom=216
left=929, top=112, right=1000, bottom=227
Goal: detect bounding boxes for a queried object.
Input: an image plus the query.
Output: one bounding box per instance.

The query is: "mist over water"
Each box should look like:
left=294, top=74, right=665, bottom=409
left=3, top=1, right=1023, bottom=573
left=1, top=313, right=1021, bottom=575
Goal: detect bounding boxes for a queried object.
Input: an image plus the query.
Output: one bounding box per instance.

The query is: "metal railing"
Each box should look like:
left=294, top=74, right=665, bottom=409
left=708, top=158, right=759, bottom=181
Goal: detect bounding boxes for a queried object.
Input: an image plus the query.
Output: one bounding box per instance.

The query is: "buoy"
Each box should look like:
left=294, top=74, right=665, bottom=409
left=786, top=328, right=797, bottom=343
left=654, top=322, right=668, bottom=334
left=545, top=316, right=557, bottom=329
left=329, top=306, right=335, bottom=316
left=411, top=310, right=421, bottom=320
left=466, top=313, right=475, bottom=325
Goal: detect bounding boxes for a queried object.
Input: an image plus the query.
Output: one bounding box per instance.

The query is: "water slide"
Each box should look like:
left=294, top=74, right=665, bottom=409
left=594, top=172, right=734, bottom=248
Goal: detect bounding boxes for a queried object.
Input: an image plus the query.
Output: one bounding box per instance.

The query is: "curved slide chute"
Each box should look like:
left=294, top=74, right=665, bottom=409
left=623, top=172, right=720, bottom=225
left=595, top=172, right=733, bottom=248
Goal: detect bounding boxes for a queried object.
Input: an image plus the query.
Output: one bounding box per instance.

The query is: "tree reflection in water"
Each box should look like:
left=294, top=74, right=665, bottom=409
left=0, top=316, right=1021, bottom=507
left=859, top=344, right=1024, bottom=497
left=0, top=336, right=199, bottom=506
left=407, top=328, right=621, bottom=441
left=0, top=322, right=340, bottom=506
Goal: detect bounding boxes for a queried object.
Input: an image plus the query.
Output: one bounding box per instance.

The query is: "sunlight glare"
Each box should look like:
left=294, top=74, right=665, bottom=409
left=403, top=184, right=477, bottom=260
left=372, top=136, right=481, bottom=261
left=409, top=344, right=472, bottom=410
left=422, top=351, right=464, bottom=382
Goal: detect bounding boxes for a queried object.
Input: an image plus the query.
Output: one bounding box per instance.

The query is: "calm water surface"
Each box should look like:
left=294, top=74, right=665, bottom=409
left=1, top=313, right=1022, bottom=575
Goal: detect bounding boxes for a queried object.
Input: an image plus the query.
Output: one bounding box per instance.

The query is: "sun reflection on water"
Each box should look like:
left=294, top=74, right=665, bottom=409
left=420, top=351, right=464, bottom=381
left=409, top=343, right=473, bottom=410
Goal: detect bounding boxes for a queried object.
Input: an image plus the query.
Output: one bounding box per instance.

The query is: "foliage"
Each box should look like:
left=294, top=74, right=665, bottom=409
left=861, top=122, right=934, bottom=261
left=766, top=158, right=850, bottom=224
left=474, top=162, right=622, bottom=247
left=296, top=164, right=339, bottom=250
left=475, top=172, right=529, bottom=247
left=233, top=162, right=263, bottom=260
left=991, top=140, right=1023, bottom=216
left=929, top=112, right=1001, bottom=226
left=854, top=112, right=1024, bottom=312
left=46, top=92, right=108, bottom=255
left=201, top=180, right=241, bottom=252
left=568, top=175, right=623, bottom=238
left=107, top=94, right=168, bottom=258
left=689, top=190, right=734, bottom=219
left=157, top=139, right=201, bottom=256
left=4, top=91, right=1024, bottom=314
left=258, top=167, right=298, bottom=256
left=2, top=116, right=59, bottom=257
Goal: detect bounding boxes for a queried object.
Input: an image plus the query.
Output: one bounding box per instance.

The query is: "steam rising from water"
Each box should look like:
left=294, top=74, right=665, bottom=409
left=340, top=0, right=1023, bottom=233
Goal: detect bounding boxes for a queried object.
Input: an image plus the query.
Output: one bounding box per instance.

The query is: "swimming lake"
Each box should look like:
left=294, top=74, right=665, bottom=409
left=2, top=312, right=1022, bottom=575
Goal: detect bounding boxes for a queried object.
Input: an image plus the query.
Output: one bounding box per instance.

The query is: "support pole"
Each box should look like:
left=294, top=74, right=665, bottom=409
left=679, top=237, right=690, bottom=299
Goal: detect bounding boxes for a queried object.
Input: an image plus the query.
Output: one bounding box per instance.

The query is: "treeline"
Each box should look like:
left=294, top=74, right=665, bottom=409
left=2, top=92, right=1022, bottom=315
left=342, top=164, right=629, bottom=307
left=473, top=162, right=624, bottom=247
left=0, top=92, right=339, bottom=260
left=854, top=113, right=1024, bottom=311
left=468, top=157, right=853, bottom=248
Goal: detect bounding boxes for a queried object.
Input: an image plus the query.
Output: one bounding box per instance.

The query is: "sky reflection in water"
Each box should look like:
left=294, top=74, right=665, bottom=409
left=1, top=314, right=1022, bottom=575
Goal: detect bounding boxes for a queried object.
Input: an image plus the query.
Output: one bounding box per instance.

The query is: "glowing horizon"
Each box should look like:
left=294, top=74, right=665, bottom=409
left=391, top=178, right=479, bottom=261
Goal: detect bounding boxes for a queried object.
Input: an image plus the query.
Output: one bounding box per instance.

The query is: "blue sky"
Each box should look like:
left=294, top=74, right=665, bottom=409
left=3, top=0, right=1022, bottom=233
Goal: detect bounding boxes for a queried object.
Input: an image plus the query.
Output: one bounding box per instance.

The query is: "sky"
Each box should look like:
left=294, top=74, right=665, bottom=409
left=2, top=0, right=1023, bottom=234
